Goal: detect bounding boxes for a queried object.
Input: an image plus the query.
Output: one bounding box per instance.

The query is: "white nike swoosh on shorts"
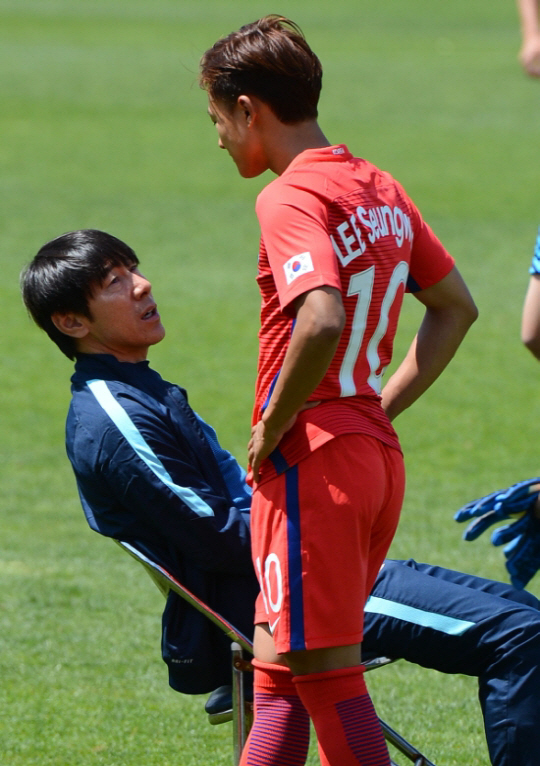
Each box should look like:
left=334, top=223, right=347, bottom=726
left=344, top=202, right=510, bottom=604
left=269, top=617, right=280, bottom=633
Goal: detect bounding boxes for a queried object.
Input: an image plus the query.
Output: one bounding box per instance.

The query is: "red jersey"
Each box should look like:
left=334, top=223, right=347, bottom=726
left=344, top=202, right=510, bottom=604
left=253, top=145, right=455, bottom=481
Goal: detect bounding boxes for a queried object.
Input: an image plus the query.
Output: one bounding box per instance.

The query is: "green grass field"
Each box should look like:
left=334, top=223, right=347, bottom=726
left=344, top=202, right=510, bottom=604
left=1, top=1, right=539, bottom=763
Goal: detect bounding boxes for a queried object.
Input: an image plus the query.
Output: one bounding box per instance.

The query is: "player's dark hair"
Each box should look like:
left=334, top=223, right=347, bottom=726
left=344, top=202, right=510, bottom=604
left=200, top=15, right=322, bottom=124
left=20, top=229, right=139, bottom=360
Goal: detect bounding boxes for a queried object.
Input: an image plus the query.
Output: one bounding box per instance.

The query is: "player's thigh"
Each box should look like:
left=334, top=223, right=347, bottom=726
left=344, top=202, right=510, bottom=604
left=297, top=435, right=403, bottom=596
left=364, top=442, right=405, bottom=595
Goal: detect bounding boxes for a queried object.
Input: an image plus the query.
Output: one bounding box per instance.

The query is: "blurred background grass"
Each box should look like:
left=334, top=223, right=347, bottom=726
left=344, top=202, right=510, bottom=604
left=1, top=1, right=539, bottom=763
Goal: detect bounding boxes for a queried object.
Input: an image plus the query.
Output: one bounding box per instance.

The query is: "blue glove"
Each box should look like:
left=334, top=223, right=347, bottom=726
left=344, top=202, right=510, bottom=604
left=493, top=513, right=540, bottom=589
left=454, top=477, right=540, bottom=589
left=454, top=477, right=540, bottom=540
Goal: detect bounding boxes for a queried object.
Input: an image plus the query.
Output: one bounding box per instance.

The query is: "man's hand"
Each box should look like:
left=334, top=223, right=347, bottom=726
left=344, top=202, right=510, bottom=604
left=454, top=478, right=540, bottom=540
left=455, top=478, right=540, bottom=589
left=519, top=35, right=540, bottom=77
left=492, top=512, right=540, bottom=589
left=248, top=416, right=296, bottom=483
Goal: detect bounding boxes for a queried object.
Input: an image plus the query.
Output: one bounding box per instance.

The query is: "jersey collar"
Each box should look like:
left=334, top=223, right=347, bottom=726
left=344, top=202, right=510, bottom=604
left=285, top=144, right=353, bottom=173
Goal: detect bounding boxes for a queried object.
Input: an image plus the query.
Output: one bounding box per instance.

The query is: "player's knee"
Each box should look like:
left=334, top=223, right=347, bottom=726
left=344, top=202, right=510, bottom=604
left=285, top=644, right=362, bottom=676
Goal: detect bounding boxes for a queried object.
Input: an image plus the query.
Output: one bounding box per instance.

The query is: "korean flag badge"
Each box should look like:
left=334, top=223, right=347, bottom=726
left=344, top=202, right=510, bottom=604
left=283, top=251, right=314, bottom=285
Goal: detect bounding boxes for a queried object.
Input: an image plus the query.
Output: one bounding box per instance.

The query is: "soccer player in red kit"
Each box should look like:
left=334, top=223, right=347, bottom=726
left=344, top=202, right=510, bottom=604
left=201, top=16, right=478, bottom=766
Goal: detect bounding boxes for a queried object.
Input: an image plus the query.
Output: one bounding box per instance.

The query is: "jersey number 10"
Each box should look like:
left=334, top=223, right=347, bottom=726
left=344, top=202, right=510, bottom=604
left=339, top=261, right=409, bottom=397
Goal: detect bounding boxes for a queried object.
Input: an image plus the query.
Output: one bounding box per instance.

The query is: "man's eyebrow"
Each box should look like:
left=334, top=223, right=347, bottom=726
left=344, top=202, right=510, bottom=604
left=99, top=262, right=122, bottom=283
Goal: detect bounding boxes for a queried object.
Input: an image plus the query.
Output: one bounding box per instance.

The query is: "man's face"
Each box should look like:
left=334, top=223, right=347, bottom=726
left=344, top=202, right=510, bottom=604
left=207, top=96, right=268, bottom=178
left=76, top=263, right=165, bottom=362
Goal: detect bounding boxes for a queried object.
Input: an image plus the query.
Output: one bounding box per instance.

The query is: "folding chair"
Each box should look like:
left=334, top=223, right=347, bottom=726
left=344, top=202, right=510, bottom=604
left=116, top=539, right=438, bottom=766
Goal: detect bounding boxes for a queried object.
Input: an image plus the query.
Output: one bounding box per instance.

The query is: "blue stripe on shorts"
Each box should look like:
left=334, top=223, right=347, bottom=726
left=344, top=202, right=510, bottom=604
left=285, top=466, right=306, bottom=650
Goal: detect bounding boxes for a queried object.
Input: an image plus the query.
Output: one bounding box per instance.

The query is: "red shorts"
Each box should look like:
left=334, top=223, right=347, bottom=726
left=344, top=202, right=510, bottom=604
left=252, top=433, right=405, bottom=654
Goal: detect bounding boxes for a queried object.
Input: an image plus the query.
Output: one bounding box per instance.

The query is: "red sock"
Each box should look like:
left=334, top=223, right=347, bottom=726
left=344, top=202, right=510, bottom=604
left=293, top=666, right=390, bottom=766
left=239, top=660, right=310, bottom=766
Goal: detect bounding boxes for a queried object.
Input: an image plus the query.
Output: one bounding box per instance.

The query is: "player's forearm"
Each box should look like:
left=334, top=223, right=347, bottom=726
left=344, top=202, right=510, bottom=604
left=248, top=288, right=344, bottom=479
left=517, top=0, right=540, bottom=40
left=521, top=276, right=540, bottom=359
left=381, top=303, right=476, bottom=421
left=262, top=298, right=343, bottom=433
left=517, top=0, right=540, bottom=75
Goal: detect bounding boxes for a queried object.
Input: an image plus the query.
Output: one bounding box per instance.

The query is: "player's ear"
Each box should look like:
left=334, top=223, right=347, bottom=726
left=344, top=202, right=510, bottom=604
left=237, top=95, right=257, bottom=125
left=51, top=312, right=90, bottom=339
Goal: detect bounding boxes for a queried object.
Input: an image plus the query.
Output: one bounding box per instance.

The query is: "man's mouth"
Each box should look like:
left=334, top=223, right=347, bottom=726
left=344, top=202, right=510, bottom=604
left=142, top=305, right=158, bottom=320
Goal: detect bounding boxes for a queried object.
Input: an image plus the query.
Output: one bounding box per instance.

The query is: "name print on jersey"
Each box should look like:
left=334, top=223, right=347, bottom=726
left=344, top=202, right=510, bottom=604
left=331, top=204, right=413, bottom=268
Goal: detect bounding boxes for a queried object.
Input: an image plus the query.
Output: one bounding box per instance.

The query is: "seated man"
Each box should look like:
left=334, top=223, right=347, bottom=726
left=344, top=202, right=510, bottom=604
left=21, top=228, right=259, bottom=695
left=21, top=229, right=540, bottom=766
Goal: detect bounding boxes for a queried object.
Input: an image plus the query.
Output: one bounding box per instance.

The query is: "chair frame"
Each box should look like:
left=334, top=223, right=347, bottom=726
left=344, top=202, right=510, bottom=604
left=116, top=540, right=437, bottom=766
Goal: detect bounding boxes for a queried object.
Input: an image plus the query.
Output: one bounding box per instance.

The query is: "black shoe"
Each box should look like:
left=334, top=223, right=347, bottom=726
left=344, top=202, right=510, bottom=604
left=205, top=677, right=254, bottom=716
left=205, top=685, right=233, bottom=715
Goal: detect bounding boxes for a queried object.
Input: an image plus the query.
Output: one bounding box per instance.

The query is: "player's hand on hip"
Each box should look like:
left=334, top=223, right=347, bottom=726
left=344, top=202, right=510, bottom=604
left=248, top=416, right=295, bottom=483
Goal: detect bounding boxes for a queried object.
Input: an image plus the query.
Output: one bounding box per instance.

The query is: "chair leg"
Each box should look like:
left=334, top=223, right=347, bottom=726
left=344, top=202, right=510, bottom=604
left=231, top=642, right=253, bottom=765
left=379, top=717, right=437, bottom=766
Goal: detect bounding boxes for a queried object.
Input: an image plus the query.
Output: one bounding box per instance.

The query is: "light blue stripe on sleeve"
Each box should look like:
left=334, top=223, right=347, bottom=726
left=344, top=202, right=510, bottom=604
left=87, top=379, right=214, bottom=518
left=364, top=596, right=475, bottom=636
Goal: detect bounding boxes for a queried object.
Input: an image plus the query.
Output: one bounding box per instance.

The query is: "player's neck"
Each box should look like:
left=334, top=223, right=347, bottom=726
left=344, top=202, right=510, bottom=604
left=267, top=120, right=331, bottom=175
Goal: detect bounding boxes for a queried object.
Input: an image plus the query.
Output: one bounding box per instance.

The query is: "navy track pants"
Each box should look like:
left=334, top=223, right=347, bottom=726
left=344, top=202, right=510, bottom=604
left=364, top=559, right=540, bottom=766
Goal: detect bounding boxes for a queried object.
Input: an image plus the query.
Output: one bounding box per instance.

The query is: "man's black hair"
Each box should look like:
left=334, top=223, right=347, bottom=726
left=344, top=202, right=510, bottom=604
left=21, top=229, right=139, bottom=359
